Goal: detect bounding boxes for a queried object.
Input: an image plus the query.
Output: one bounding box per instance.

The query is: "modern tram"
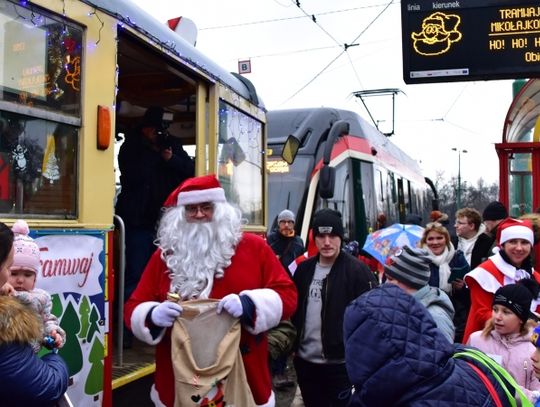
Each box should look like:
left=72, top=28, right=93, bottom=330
left=267, top=107, right=436, bottom=247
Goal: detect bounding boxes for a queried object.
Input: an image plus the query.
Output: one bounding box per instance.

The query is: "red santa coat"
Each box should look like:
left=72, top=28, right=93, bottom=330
left=124, top=233, right=297, bottom=407
left=462, top=251, right=540, bottom=343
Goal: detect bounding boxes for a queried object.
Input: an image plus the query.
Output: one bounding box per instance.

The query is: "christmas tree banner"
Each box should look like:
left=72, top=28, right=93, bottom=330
left=35, top=231, right=106, bottom=406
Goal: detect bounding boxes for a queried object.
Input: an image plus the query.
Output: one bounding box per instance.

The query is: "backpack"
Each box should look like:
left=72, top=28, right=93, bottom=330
left=453, top=348, right=533, bottom=407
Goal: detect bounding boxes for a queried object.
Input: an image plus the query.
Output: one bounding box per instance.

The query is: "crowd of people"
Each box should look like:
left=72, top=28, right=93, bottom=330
left=7, top=158, right=540, bottom=407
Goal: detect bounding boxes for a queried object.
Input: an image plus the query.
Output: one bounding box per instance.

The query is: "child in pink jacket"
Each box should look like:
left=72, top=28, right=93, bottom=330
left=467, top=280, right=540, bottom=403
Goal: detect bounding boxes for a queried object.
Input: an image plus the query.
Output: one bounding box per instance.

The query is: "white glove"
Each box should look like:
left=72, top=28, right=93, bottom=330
left=150, top=302, right=183, bottom=327
left=217, top=294, right=243, bottom=318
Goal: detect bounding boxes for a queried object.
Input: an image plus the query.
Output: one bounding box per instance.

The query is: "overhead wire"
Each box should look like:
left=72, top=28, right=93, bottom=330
left=293, top=1, right=343, bottom=49
left=280, top=0, right=395, bottom=105
left=199, top=3, right=388, bottom=30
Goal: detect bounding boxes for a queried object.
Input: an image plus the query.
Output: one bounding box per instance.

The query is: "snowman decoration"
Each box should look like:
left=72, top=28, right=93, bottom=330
left=12, top=144, right=28, bottom=174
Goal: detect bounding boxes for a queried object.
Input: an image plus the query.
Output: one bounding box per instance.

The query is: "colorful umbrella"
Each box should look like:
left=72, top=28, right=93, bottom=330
left=362, top=223, right=424, bottom=265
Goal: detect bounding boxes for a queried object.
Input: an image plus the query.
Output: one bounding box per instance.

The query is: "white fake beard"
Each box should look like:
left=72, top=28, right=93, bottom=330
left=157, top=205, right=240, bottom=300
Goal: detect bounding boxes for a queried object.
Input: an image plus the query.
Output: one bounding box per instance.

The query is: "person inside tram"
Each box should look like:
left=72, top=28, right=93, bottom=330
left=115, top=106, right=194, bottom=347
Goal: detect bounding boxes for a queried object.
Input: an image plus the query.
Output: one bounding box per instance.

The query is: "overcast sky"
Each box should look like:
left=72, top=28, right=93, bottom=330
left=131, top=0, right=515, bottom=185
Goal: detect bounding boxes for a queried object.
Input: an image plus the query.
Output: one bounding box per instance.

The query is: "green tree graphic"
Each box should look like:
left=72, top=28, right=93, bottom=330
left=79, top=296, right=91, bottom=339
left=51, top=294, right=63, bottom=317
left=84, top=337, right=104, bottom=395
left=86, top=305, right=101, bottom=343
left=58, top=301, right=83, bottom=376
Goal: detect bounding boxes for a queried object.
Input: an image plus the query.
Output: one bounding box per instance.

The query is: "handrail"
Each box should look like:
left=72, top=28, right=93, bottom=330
left=113, top=214, right=126, bottom=367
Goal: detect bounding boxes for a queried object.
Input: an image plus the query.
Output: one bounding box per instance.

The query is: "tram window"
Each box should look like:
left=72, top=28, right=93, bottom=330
left=360, top=161, right=376, bottom=232
left=315, top=161, right=351, bottom=241
left=374, top=168, right=384, bottom=215
left=0, top=3, right=83, bottom=117
left=0, top=110, right=77, bottom=217
left=217, top=101, right=264, bottom=226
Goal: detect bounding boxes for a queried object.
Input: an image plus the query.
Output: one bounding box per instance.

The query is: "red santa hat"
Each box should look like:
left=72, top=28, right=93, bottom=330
left=163, top=174, right=226, bottom=207
left=497, top=218, right=534, bottom=246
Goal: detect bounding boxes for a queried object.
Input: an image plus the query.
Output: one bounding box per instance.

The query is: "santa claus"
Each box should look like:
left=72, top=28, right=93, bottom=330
left=124, top=174, right=297, bottom=407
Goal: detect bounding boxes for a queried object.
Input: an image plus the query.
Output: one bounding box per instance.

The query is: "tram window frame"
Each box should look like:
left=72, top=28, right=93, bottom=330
left=217, top=100, right=264, bottom=226
left=0, top=110, right=78, bottom=218
left=0, top=1, right=83, bottom=117
left=314, top=159, right=352, bottom=242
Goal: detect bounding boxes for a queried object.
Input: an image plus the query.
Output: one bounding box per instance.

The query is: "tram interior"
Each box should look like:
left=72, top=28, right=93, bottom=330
left=115, top=31, right=198, bottom=158
left=112, top=31, right=200, bottom=383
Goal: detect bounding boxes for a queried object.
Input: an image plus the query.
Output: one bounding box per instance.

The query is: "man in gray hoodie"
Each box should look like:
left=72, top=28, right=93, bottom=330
left=384, top=245, right=455, bottom=342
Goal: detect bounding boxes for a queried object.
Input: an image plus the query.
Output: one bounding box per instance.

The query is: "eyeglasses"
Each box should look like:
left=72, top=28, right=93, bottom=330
left=185, top=203, right=214, bottom=216
left=455, top=221, right=469, bottom=226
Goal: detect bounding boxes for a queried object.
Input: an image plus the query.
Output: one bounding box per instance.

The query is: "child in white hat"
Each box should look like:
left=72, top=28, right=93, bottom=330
left=5, top=220, right=65, bottom=352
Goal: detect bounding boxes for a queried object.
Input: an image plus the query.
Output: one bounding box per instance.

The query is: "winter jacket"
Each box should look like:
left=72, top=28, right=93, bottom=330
left=0, top=296, right=69, bottom=406
left=468, top=329, right=540, bottom=402
left=463, top=252, right=540, bottom=343
left=452, top=229, right=493, bottom=270
left=266, top=230, right=304, bottom=273
left=344, top=283, right=514, bottom=406
left=413, top=285, right=455, bottom=343
left=427, top=248, right=470, bottom=343
left=292, top=251, right=377, bottom=360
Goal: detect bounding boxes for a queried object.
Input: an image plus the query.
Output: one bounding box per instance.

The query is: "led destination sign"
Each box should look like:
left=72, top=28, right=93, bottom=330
left=401, top=1, right=540, bottom=84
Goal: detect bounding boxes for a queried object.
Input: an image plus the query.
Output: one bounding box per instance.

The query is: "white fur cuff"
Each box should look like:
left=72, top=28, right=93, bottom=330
left=257, top=391, right=275, bottom=407
left=130, top=301, right=167, bottom=345
left=240, top=288, right=282, bottom=335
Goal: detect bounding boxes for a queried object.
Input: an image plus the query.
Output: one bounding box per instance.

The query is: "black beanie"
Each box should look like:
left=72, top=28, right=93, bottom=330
left=493, top=282, right=534, bottom=322
left=142, top=106, right=165, bottom=129
left=312, top=209, right=344, bottom=240
left=483, top=201, right=508, bottom=221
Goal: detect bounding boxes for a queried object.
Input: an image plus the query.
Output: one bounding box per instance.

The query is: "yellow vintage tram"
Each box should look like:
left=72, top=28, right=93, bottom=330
left=0, top=0, right=268, bottom=405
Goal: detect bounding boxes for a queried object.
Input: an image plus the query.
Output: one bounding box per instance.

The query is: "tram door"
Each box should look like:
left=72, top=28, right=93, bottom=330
left=397, top=178, right=406, bottom=223
left=496, top=145, right=540, bottom=217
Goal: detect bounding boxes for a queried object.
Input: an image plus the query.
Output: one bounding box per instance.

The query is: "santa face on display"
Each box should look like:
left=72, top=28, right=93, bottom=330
left=156, top=201, right=243, bottom=300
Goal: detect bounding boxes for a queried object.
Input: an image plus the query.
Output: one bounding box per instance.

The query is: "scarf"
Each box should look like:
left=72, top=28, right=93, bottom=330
left=425, top=244, right=455, bottom=293
left=458, top=224, right=486, bottom=265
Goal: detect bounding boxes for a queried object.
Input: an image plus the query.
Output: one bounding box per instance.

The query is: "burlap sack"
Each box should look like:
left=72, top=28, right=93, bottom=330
left=171, top=299, right=255, bottom=407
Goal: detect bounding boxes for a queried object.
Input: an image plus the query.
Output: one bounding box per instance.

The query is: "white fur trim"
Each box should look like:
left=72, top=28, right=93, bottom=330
left=257, top=391, right=275, bottom=407
left=500, top=224, right=534, bottom=245
left=130, top=301, right=167, bottom=345
left=150, top=384, right=166, bottom=407
left=464, top=267, right=502, bottom=294
left=240, top=288, right=283, bottom=335
left=177, top=187, right=225, bottom=206
left=491, top=252, right=531, bottom=282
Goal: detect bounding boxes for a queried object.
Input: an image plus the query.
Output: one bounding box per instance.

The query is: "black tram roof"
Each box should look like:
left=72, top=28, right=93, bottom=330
left=268, top=107, right=423, bottom=177
left=82, top=0, right=263, bottom=108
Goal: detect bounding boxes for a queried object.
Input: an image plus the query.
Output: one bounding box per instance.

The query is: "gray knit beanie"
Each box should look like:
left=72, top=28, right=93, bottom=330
left=278, top=209, right=295, bottom=223
left=384, top=246, right=431, bottom=289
